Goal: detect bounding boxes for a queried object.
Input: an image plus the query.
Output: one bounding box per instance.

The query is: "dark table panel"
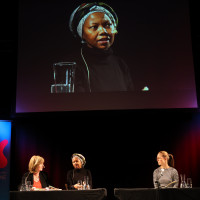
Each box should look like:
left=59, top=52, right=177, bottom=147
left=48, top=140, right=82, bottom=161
left=10, top=188, right=107, bottom=200
left=114, top=188, right=200, bottom=200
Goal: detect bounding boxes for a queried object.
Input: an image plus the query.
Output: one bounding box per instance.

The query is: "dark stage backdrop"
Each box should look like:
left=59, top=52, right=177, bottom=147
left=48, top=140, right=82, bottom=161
left=16, top=0, right=197, bottom=112
left=10, top=110, right=200, bottom=198
left=0, top=1, right=199, bottom=200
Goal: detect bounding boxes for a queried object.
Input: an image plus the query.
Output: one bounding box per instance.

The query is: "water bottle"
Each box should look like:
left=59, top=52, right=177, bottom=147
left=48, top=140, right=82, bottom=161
left=180, top=174, right=186, bottom=188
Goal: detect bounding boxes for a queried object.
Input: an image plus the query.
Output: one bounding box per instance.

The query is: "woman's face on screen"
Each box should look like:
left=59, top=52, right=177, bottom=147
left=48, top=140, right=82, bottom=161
left=82, top=12, right=115, bottom=50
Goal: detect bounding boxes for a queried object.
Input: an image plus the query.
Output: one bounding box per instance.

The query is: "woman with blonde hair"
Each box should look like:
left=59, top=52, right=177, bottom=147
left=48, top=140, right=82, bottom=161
left=21, top=155, right=49, bottom=189
left=153, top=151, right=179, bottom=188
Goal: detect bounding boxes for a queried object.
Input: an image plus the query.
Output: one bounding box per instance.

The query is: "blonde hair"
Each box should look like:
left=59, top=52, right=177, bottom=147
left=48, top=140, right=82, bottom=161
left=28, top=155, right=44, bottom=173
left=158, top=151, right=174, bottom=167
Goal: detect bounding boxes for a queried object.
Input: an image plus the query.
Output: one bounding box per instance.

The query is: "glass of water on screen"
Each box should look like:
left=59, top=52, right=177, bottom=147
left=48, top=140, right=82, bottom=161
left=51, top=62, right=76, bottom=93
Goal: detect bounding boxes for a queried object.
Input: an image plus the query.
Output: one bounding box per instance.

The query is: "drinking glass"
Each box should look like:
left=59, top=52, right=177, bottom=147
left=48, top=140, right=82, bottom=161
left=83, top=176, right=90, bottom=190
left=180, top=174, right=186, bottom=188
left=20, top=184, right=26, bottom=191
left=77, top=180, right=83, bottom=190
left=187, top=178, right=192, bottom=188
left=51, top=62, right=76, bottom=93
left=25, top=181, right=31, bottom=191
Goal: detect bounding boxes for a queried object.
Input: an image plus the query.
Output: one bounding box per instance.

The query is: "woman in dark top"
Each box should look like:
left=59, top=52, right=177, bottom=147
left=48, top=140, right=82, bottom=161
left=21, top=155, right=49, bottom=189
left=67, top=153, right=92, bottom=189
left=69, top=2, right=134, bottom=92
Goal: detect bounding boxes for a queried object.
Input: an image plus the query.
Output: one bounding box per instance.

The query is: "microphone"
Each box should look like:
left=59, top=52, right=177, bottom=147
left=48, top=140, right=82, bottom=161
left=160, top=169, right=164, bottom=176
left=24, top=172, right=30, bottom=184
left=112, top=29, right=118, bottom=34
left=80, top=46, right=91, bottom=92
left=155, top=181, right=160, bottom=189
left=81, top=40, right=86, bottom=44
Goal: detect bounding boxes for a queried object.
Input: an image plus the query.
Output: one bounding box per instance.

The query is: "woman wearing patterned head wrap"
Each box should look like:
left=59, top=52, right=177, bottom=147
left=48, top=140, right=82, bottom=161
left=68, top=2, right=134, bottom=92
left=66, top=153, right=92, bottom=190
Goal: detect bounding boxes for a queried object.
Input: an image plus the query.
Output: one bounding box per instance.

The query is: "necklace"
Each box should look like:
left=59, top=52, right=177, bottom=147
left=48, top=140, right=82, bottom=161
left=34, top=174, right=40, bottom=182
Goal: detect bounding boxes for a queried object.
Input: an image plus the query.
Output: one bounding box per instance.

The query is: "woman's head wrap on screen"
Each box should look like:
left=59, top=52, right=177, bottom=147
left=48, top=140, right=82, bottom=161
left=69, top=2, right=118, bottom=39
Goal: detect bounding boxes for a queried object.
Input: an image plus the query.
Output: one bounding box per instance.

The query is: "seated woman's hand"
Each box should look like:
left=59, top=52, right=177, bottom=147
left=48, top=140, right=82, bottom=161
left=74, top=183, right=82, bottom=189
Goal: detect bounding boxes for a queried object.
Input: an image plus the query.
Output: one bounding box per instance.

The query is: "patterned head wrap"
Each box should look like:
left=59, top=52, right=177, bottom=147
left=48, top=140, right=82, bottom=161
left=71, top=153, right=86, bottom=167
left=69, top=2, right=118, bottom=39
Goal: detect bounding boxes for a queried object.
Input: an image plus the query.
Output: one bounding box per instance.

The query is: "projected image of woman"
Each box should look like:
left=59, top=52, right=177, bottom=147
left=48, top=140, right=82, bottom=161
left=69, top=2, right=134, bottom=92
left=153, top=151, right=179, bottom=188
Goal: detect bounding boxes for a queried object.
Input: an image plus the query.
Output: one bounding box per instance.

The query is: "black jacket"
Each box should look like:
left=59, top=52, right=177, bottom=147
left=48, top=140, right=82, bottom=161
left=71, top=45, right=134, bottom=92
left=66, top=168, right=92, bottom=189
left=21, top=171, right=49, bottom=188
